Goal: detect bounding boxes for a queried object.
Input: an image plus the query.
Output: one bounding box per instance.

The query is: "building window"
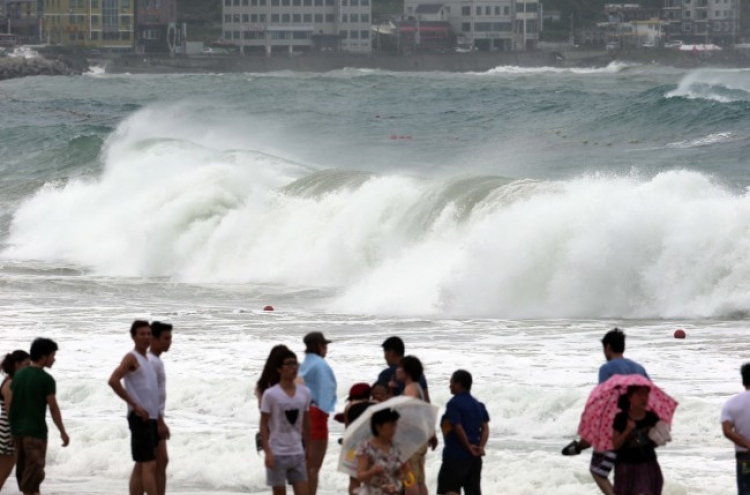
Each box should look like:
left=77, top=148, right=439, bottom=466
left=683, top=22, right=692, bottom=30
left=271, top=13, right=279, bottom=22
left=92, top=0, right=98, bottom=6
left=225, top=0, right=230, bottom=5
left=224, top=14, right=231, bottom=22
left=243, top=0, right=249, bottom=4
left=92, top=16, right=99, bottom=24
left=361, top=0, right=369, bottom=5
left=361, top=13, right=369, bottom=22
left=474, top=22, right=491, bottom=31
left=91, top=31, right=99, bottom=39
left=360, top=30, right=369, bottom=39
left=461, top=22, right=471, bottom=31
left=282, top=0, right=290, bottom=6
left=475, top=6, right=481, bottom=15
left=233, top=0, right=239, bottom=5
left=293, top=0, right=301, bottom=5
left=461, top=6, right=470, bottom=15
left=325, top=13, right=334, bottom=21
left=326, top=0, right=334, bottom=6
left=485, top=6, right=490, bottom=15
left=494, top=6, right=499, bottom=15
left=260, top=0, right=266, bottom=6
left=282, top=13, right=290, bottom=22
left=517, top=2, right=525, bottom=12
left=315, top=0, right=323, bottom=5
left=351, top=0, right=358, bottom=5
left=259, top=14, right=266, bottom=21
left=350, top=13, right=358, bottom=22
left=527, top=3, right=537, bottom=12
left=224, top=30, right=232, bottom=38
left=292, top=31, right=309, bottom=38
left=304, top=0, right=312, bottom=5
left=272, top=0, right=279, bottom=5
left=341, top=14, right=347, bottom=21
left=683, top=10, right=690, bottom=17
left=242, top=14, right=249, bottom=22
left=350, top=30, right=359, bottom=38
left=340, top=30, right=347, bottom=38
left=251, top=14, right=257, bottom=21
left=122, top=31, right=131, bottom=40
left=314, top=14, right=322, bottom=22
left=234, top=13, right=240, bottom=22
left=504, top=6, right=509, bottom=15
left=303, top=13, right=312, bottom=22
left=293, top=13, right=300, bottom=22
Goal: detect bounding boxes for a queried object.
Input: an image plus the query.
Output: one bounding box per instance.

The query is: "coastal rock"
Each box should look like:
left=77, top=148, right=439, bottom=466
left=0, top=54, right=85, bottom=82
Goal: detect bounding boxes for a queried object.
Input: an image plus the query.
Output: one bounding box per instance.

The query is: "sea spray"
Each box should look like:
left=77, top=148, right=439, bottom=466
left=5, top=109, right=750, bottom=319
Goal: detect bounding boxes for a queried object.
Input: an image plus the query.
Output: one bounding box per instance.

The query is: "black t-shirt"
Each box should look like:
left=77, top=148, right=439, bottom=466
left=345, top=401, right=372, bottom=426
left=613, top=410, right=660, bottom=464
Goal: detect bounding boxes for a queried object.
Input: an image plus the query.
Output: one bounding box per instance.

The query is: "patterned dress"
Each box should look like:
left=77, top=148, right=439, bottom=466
left=356, top=440, right=403, bottom=495
left=0, top=377, right=12, bottom=455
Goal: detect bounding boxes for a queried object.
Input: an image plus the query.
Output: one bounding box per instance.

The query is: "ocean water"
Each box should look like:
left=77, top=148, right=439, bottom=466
left=1, top=62, right=750, bottom=494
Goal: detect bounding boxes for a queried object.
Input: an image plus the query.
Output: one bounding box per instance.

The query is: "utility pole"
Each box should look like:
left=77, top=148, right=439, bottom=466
left=569, top=11, right=573, bottom=46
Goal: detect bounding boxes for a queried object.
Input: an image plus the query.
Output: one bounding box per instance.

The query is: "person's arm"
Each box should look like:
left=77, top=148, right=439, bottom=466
left=302, top=409, right=311, bottom=460
left=107, top=353, right=149, bottom=421
left=403, top=383, right=419, bottom=398
left=47, top=394, right=70, bottom=447
left=156, top=362, right=170, bottom=440
left=723, top=420, right=750, bottom=450
left=476, top=420, right=489, bottom=456
left=612, top=419, right=636, bottom=450
left=357, top=451, right=384, bottom=482
left=451, top=424, right=476, bottom=455
left=260, top=411, right=274, bottom=468
left=1, top=380, right=11, bottom=416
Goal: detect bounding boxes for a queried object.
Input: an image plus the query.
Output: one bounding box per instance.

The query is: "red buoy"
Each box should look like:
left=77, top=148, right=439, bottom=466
left=674, top=329, right=686, bottom=339
left=263, top=305, right=274, bottom=312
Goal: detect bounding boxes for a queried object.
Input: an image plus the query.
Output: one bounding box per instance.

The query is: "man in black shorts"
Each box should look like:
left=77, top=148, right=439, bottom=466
left=437, top=370, right=489, bottom=495
left=108, top=320, right=160, bottom=495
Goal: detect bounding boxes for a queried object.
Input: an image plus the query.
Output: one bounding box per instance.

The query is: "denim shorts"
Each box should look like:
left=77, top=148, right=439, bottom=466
left=266, top=454, right=307, bottom=487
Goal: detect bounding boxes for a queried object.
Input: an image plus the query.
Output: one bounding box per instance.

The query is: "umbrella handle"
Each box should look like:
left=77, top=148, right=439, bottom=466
left=402, top=470, right=416, bottom=488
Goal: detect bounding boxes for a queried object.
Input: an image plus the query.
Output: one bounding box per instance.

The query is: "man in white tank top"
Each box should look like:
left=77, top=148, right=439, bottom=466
left=149, top=322, right=173, bottom=495
left=108, top=320, right=160, bottom=495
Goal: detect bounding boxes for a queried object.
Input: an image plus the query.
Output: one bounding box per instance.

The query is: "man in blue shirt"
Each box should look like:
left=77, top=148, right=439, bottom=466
left=562, top=328, right=650, bottom=495
left=377, top=336, right=430, bottom=402
left=437, top=370, right=489, bottom=495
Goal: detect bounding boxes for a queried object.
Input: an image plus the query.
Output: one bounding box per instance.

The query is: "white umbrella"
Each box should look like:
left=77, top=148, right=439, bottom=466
left=337, top=396, right=439, bottom=477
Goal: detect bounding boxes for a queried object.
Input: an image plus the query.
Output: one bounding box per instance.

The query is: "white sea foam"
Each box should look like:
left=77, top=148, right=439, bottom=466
left=83, top=65, right=107, bottom=77
left=482, top=61, right=636, bottom=76
left=666, top=68, right=750, bottom=102
left=666, top=132, right=737, bottom=149
left=4, top=107, right=750, bottom=319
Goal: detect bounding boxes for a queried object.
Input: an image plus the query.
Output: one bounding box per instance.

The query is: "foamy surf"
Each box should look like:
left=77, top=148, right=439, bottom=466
left=4, top=105, right=750, bottom=319
left=666, top=68, right=750, bottom=102
left=481, top=61, right=636, bottom=76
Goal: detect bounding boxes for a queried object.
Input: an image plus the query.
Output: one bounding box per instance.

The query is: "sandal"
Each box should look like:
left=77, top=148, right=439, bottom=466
left=561, top=440, right=581, bottom=456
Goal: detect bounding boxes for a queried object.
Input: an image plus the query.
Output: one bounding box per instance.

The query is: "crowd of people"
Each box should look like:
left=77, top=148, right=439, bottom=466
left=2, top=325, right=750, bottom=495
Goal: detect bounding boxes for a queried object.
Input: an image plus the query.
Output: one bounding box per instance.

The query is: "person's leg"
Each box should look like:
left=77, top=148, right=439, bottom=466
left=156, top=439, right=169, bottom=495
left=17, top=437, right=46, bottom=495
left=288, top=454, right=309, bottom=495
left=0, top=452, right=16, bottom=490
left=307, top=439, right=326, bottom=495
left=15, top=437, right=26, bottom=492
left=307, top=407, right=328, bottom=495
left=436, top=459, right=466, bottom=495
left=272, top=486, right=287, bottom=495
left=291, top=480, right=309, bottom=495
left=141, top=460, right=158, bottom=495
left=589, top=452, right=615, bottom=495
left=463, top=457, right=482, bottom=495
left=130, top=463, right=143, bottom=495
left=738, top=455, right=750, bottom=495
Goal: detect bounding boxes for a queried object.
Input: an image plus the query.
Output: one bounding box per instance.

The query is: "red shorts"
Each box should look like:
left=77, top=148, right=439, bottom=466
left=309, top=406, right=329, bottom=441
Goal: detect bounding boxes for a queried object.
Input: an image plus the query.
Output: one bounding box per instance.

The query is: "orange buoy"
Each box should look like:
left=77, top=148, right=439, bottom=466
left=674, top=329, right=686, bottom=339
left=263, top=305, right=274, bottom=312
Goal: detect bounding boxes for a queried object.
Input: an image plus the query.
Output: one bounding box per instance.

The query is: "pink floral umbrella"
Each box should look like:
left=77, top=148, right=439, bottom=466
left=577, top=374, right=678, bottom=452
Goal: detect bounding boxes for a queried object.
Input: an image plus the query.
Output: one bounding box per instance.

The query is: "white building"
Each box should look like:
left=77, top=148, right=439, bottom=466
left=222, top=0, right=371, bottom=54
left=403, top=0, right=539, bottom=51
left=663, top=0, right=739, bottom=44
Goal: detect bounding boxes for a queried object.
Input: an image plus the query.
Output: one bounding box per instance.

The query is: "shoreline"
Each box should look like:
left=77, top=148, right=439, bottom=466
left=100, top=47, right=750, bottom=75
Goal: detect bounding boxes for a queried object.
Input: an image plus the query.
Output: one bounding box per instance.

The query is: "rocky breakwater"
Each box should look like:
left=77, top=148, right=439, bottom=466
left=0, top=55, right=86, bottom=81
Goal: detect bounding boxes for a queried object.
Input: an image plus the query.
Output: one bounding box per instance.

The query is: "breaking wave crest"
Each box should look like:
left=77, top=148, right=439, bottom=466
left=4, top=106, right=750, bottom=319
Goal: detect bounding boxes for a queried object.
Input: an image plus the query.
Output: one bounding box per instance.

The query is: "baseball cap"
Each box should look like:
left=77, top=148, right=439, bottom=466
left=304, top=331, right=332, bottom=349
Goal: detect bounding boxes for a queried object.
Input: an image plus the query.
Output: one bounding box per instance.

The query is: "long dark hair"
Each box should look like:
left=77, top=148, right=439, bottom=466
left=256, top=345, right=291, bottom=396
left=2, top=350, right=30, bottom=377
